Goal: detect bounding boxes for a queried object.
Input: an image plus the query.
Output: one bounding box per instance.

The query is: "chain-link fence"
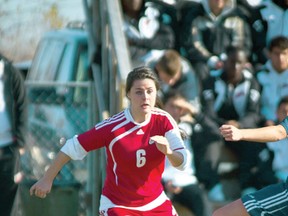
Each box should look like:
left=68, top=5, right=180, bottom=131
left=18, top=81, right=98, bottom=216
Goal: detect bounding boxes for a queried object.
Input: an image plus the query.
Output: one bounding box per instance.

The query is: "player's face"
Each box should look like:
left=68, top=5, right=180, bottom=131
left=127, top=78, right=157, bottom=122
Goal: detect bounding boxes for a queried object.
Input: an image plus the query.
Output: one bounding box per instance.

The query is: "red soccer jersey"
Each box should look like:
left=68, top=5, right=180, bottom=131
left=77, top=108, right=185, bottom=207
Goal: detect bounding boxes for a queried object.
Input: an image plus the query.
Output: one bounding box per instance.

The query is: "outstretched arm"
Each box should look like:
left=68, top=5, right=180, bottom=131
left=30, top=151, right=71, bottom=198
left=219, top=124, right=287, bottom=143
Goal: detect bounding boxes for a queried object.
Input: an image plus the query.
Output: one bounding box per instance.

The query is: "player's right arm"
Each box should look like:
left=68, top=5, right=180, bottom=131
left=220, top=124, right=287, bottom=143
left=29, top=151, right=71, bottom=198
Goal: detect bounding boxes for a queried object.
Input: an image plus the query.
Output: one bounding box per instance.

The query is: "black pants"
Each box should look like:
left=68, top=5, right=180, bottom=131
left=225, top=140, right=278, bottom=190
left=172, top=184, right=207, bottom=216
left=0, top=145, right=19, bottom=216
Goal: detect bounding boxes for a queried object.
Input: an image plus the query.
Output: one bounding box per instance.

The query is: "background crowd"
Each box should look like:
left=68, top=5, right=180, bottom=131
left=121, top=0, right=288, bottom=215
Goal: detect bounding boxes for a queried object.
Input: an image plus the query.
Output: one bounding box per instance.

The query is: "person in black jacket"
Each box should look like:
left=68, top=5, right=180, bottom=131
left=0, top=54, right=27, bottom=216
left=180, top=0, right=252, bottom=85
left=201, top=45, right=277, bottom=197
left=121, top=0, right=176, bottom=67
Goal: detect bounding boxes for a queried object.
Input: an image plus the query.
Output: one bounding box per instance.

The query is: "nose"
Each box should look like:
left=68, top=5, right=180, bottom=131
left=143, top=91, right=149, bottom=99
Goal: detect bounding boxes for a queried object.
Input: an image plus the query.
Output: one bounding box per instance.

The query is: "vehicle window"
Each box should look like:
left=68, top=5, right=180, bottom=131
left=56, top=42, right=74, bottom=83
left=29, top=38, right=66, bottom=81
left=73, top=44, right=89, bottom=104
left=28, top=40, right=46, bottom=81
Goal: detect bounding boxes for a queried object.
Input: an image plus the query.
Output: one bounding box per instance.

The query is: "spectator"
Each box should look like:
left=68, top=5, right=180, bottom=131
left=266, top=96, right=288, bottom=182
left=180, top=0, right=252, bottom=83
left=161, top=90, right=225, bottom=204
left=161, top=90, right=209, bottom=216
left=0, top=54, right=27, bottom=216
left=259, top=0, right=288, bottom=46
left=256, top=36, right=288, bottom=125
left=147, top=49, right=201, bottom=111
left=190, top=109, right=225, bottom=203
left=183, top=96, right=225, bottom=203
left=121, top=0, right=175, bottom=67
left=202, top=45, right=277, bottom=197
left=236, top=0, right=268, bottom=66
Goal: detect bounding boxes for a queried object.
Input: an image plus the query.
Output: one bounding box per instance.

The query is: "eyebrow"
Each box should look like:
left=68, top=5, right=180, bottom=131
left=134, top=86, right=154, bottom=90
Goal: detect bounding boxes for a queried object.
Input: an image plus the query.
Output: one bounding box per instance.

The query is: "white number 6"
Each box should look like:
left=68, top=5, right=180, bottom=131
left=136, top=149, right=146, bottom=168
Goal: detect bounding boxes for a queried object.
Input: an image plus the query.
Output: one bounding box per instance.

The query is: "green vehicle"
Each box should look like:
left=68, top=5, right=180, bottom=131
left=21, top=25, right=94, bottom=216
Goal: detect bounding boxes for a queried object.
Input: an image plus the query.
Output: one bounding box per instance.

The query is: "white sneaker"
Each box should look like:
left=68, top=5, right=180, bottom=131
left=208, top=183, right=225, bottom=202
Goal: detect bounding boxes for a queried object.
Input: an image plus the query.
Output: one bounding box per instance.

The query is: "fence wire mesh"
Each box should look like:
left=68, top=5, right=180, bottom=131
left=19, top=81, right=96, bottom=216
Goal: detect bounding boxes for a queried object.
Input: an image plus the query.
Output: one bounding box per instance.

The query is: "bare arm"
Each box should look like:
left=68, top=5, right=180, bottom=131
left=150, top=135, right=184, bottom=167
left=165, top=150, right=184, bottom=167
left=220, top=124, right=287, bottom=143
left=30, top=151, right=71, bottom=198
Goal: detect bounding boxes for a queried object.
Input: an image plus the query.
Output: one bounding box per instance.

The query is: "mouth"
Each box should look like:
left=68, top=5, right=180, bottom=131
left=142, top=103, right=150, bottom=109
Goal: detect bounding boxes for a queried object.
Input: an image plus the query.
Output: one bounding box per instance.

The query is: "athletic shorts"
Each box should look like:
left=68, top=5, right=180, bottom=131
left=99, top=192, right=177, bottom=216
left=242, top=177, right=288, bottom=215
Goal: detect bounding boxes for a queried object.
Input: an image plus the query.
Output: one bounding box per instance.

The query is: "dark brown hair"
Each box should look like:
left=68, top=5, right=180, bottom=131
left=268, top=36, right=288, bottom=51
left=125, top=66, right=160, bottom=95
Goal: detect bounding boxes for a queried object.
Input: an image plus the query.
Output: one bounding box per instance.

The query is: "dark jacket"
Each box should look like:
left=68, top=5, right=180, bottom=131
left=181, top=0, right=252, bottom=63
left=123, top=1, right=175, bottom=65
left=2, top=55, right=27, bottom=148
left=201, top=69, right=261, bottom=128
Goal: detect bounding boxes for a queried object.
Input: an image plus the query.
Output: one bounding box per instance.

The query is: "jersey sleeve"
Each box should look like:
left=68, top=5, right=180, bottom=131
left=280, top=116, right=288, bottom=135
left=61, top=136, right=88, bottom=160
left=165, top=127, right=191, bottom=172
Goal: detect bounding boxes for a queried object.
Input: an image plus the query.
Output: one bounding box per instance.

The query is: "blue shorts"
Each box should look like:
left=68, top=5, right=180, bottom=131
left=242, top=178, right=288, bottom=215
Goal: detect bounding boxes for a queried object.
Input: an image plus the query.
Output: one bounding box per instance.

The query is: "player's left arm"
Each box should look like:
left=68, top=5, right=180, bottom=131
left=150, top=135, right=184, bottom=167
left=150, top=131, right=190, bottom=171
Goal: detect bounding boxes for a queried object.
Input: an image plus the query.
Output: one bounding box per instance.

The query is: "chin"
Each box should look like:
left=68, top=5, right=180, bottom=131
left=142, top=107, right=151, bottom=114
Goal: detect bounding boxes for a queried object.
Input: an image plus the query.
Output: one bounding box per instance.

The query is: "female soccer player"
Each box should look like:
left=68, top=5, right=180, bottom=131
left=30, top=66, right=190, bottom=215
left=213, top=117, right=288, bottom=216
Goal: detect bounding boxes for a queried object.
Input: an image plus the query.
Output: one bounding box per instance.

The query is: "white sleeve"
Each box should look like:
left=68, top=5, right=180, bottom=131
left=165, top=129, right=191, bottom=171
left=61, top=136, right=88, bottom=160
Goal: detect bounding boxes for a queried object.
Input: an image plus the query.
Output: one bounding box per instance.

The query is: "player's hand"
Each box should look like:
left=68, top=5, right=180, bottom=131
left=150, top=135, right=172, bottom=155
left=30, top=177, right=52, bottom=199
left=219, top=124, right=242, bottom=141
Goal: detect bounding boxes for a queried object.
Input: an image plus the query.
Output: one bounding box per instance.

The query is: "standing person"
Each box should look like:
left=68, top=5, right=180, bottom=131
left=0, top=54, right=27, bottom=216
left=30, top=66, right=190, bottom=215
left=214, top=117, right=288, bottom=216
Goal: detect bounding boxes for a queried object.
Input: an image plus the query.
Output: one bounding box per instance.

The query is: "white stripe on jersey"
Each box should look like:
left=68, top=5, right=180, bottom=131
left=151, top=108, right=179, bottom=130
left=109, top=124, right=141, bottom=185
left=244, top=189, right=288, bottom=213
left=99, top=191, right=169, bottom=212
left=112, top=119, right=130, bottom=132
left=96, top=111, right=125, bottom=130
